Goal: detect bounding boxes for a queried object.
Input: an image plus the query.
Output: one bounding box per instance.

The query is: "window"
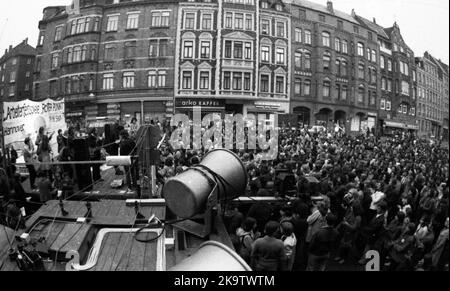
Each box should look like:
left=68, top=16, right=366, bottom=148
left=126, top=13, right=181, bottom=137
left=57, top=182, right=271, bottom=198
left=276, top=22, right=285, bottom=37
left=342, top=40, right=348, bottom=54
left=295, top=52, right=301, bottom=68
left=223, top=72, right=231, bottom=90
left=357, top=42, right=364, bottom=56
left=354, top=26, right=359, bottom=34
left=319, top=14, right=325, bottom=22
left=38, top=33, right=45, bottom=46
left=127, top=13, right=139, bottom=29
left=201, top=14, right=212, bottom=30
left=261, top=1, right=269, bottom=9
left=161, top=12, right=170, bottom=26
left=244, top=73, right=251, bottom=91
left=261, top=46, right=270, bottom=62
left=159, top=39, right=168, bottom=57
left=261, top=19, right=270, bottom=35
left=27, top=58, right=32, bottom=65
left=299, top=80, right=310, bottom=96
left=381, top=78, right=386, bottom=90
left=323, top=81, right=330, bottom=97
left=387, top=59, right=392, bottom=71
left=184, top=13, right=195, bottom=29
left=260, top=74, right=269, bottom=92
left=123, top=72, right=135, bottom=88
left=304, top=30, right=311, bottom=44
left=385, top=101, right=390, bottom=111
left=357, top=87, right=364, bottom=103
left=233, top=72, right=242, bottom=90
left=182, top=71, right=192, bottom=89
left=380, top=55, right=385, bottom=69
left=337, top=20, right=343, bottom=30
left=54, top=26, right=63, bottom=42
left=401, top=81, right=410, bottom=95
left=369, top=91, right=376, bottom=105
left=276, top=76, right=285, bottom=93
left=380, top=98, right=386, bottom=110
left=148, top=71, right=157, bottom=88
left=371, top=50, right=376, bottom=63
left=410, top=107, right=415, bottom=116
left=387, top=79, right=392, bottom=92
left=9, top=85, right=15, bottom=96
left=335, top=38, right=340, bottom=52
left=234, top=42, right=243, bottom=59
left=341, top=61, right=347, bottom=76
left=225, top=13, right=233, bottom=29
left=341, top=86, right=348, bottom=100
left=107, top=15, right=119, bottom=31
left=10, top=72, right=16, bottom=83
left=276, top=4, right=283, bottom=11
left=336, top=84, right=341, bottom=100
left=103, top=73, right=114, bottom=90
left=26, top=72, right=31, bottom=78
left=200, top=41, right=211, bottom=59
left=124, top=41, right=137, bottom=58
left=199, top=71, right=210, bottom=89
left=183, top=41, right=194, bottom=58
left=294, top=28, right=302, bottom=42
left=105, top=44, right=116, bottom=60
left=244, top=42, right=252, bottom=60
left=235, top=14, right=244, bottom=30
left=25, top=84, right=30, bottom=91
left=304, top=53, right=311, bottom=69
left=276, top=47, right=285, bottom=64
left=294, top=79, right=301, bottom=94
left=323, top=53, right=331, bottom=70
left=245, top=15, right=253, bottom=30
left=225, top=41, right=232, bottom=58
left=358, top=64, right=365, bottom=79
left=51, top=53, right=59, bottom=69
left=370, top=68, right=377, bottom=84
left=322, top=32, right=330, bottom=47
left=335, top=60, right=341, bottom=75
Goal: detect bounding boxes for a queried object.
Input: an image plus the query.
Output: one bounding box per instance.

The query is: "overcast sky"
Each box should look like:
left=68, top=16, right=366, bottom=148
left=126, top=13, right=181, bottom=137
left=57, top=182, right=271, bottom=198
left=0, top=0, right=448, bottom=63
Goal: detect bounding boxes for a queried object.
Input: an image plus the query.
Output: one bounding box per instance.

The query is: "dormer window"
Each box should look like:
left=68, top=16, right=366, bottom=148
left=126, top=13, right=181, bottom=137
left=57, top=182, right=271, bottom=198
left=261, top=1, right=269, bottom=9
left=276, top=4, right=283, bottom=11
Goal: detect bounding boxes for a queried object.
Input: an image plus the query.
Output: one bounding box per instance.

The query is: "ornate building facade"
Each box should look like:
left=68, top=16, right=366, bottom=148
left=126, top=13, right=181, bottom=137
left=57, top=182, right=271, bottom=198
left=34, top=0, right=178, bottom=128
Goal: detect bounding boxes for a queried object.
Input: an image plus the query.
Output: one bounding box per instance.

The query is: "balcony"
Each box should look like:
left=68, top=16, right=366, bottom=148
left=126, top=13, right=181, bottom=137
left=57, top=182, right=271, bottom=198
left=222, top=59, right=254, bottom=69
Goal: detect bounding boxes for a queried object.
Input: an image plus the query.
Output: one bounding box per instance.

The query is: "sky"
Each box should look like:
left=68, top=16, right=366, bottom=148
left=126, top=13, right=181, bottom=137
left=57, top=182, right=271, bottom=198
left=0, top=0, right=448, bottom=63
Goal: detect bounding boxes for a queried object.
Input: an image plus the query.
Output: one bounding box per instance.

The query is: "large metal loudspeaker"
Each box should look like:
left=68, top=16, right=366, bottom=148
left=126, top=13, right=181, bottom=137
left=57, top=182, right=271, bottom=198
left=163, top=149, right=247, bottom=238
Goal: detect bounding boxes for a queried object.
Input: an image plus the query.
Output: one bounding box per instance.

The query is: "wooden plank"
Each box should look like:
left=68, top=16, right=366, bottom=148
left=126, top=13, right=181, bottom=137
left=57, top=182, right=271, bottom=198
left=106, top=200, right=123, bottom=217
left=93, top=200, right=112, bottom=217
left=126, top=199, right=166, bottom=206
left=50, top=223, right=91, bottom=258
left=95, top=232, right=121, bottom=271
left=126, top=238, right=146, bottom=271
left=143, top=233, right=158, bottom=271
left=44, top=222, right=66, bottom=247
left=110, top=232, right=131, bottom=271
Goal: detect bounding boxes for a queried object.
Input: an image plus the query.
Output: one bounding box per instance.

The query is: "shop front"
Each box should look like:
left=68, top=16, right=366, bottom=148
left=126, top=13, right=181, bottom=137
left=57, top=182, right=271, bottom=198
left=383, top=120, right=419, bottom=136
left=245, top=101, right=289, bottom=127
left=175, top=98, right=226, bottom=120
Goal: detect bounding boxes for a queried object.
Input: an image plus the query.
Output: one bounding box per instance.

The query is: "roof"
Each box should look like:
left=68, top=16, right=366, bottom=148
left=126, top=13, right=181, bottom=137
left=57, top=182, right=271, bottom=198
left=289, top=0, right=359, bottom=25
left=0, top=41, right=36, bottom=63
left=355, top=14, right=389, bottom=39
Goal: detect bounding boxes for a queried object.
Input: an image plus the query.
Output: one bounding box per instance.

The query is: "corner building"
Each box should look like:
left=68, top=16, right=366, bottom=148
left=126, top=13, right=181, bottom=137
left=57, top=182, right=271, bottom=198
left=34, top=0, right=178, bottom=128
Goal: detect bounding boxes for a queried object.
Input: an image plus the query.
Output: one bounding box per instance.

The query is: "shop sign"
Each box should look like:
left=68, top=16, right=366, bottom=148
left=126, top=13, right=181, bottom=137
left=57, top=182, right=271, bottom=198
left=254, top=102, right=282, bottom=110
left=176, top=98, right=225, bottom=108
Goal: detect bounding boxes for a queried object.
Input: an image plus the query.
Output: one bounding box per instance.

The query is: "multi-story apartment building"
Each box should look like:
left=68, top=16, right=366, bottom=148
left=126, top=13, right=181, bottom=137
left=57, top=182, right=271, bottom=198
left=416, top=52, right=449, bottom=139
left=174, top=0, right=290, bottom=124
left=0, top=39, right=36, bottom=102
left=284, top=1, right=379, bottom=132
left=34, top=0, right=178, bottom=128
left=356, top=17, right=417, bottom=135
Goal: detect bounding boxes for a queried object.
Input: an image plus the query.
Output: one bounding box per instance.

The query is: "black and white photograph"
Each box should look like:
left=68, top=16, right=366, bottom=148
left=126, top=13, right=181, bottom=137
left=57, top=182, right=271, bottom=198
left=0, top=0, right=448, bottom=278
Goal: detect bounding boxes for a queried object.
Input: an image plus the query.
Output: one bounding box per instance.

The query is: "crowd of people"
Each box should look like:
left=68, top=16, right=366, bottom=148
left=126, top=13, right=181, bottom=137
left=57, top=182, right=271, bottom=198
left=1, top=118, right=449, bottom=272
left=218, top=128, right=449, bottom=271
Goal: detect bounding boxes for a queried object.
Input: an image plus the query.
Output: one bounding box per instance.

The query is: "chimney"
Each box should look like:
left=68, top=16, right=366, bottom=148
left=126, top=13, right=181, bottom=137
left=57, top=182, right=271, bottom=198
left=9, top=45, right=12, bottom=52
left=373, top=17, right=376, bottom=24
left=327, top=1, right=334, bottom=13
left=351, top=8, right=356, bottom=17
left=23, top=38, right=28, bottom=45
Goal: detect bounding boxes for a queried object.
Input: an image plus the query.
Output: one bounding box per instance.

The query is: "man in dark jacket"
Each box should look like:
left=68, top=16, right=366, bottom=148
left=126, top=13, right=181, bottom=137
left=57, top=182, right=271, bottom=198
left=119, top=130, right=137, bottom=189
left=306, top=213, right=339, bottom=271
left=251, top=221, right=287, bottom=271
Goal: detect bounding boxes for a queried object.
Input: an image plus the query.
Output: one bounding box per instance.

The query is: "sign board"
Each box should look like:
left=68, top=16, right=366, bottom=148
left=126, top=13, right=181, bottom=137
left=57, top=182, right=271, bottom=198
left=176, top=98, right=225, bottom=109
left=2, top=98, right=67, bottom=153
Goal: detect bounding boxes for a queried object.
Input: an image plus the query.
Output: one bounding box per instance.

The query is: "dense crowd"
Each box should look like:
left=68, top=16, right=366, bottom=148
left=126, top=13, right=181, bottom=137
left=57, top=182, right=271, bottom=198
left=1, top=119, right=449, bottom=271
